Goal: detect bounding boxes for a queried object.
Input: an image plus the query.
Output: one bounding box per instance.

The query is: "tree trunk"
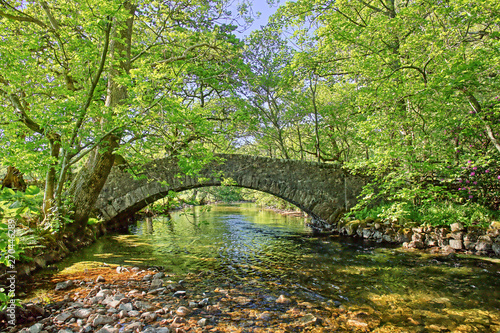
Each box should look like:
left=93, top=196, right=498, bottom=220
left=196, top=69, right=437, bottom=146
left=70, top=135, right=119, bottom=228
left=309, top=73, right=321, bottom=162
left=43, top=135, right=61, bottom=216
left=1, top=166, right=26, bottom=192
left=68, top=2, right=135, bottom=232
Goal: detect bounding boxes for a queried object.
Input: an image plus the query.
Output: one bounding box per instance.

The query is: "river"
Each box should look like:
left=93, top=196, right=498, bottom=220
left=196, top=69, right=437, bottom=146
left=32, top=204, right=500, bottom=331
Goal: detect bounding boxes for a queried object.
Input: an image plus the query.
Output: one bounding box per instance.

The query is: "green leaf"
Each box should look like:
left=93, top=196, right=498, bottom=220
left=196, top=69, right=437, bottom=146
left=8, top=201, right=22, bottom=209
left=25, top=186, right=41, bottom=196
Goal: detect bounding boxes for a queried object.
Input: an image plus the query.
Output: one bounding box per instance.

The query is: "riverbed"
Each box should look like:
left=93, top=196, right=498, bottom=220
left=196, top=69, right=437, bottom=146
left=23, top=204, right=500, bottom=332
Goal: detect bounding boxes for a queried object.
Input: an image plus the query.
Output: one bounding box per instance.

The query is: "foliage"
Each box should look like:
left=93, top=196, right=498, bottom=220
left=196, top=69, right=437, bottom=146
left=263, top=0, right=500, bottom=220
left=0, top=0, right=252, bottom=228
left=0, top=189, right=41, bottom=311
left=251, top=191, right=298, bottom=211
left=0, top=186, right=42, bottom=221
left=1, top=0, right=500, bottom=234
left=200, top=186, right=246, bottom=203
left=350, top=200, right=498, bottom=229
left=0, top=187, right=43, bottom=264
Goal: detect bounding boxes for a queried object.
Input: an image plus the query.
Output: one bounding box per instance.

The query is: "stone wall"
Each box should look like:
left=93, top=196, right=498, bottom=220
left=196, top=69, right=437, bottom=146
left=95, top=154, right=367, bottom=228
left=323, top=218, right=500, bottom=257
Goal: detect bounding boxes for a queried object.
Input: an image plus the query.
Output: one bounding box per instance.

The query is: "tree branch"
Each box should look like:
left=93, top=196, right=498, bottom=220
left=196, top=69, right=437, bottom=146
left=40, top=1, right=60, bottom=30
left=0, top=4, right=48, bottom=29
left=485, top=123, right=500, bottom=154
left=0, top=88, right=44, bottom=135
left=155, top=43, right=216, bottom=65
left=67, top=18, right=113, bottom=151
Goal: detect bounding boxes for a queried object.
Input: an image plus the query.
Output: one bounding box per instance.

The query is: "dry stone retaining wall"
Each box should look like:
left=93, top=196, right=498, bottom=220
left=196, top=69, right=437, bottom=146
left=326, top=219, right=500, bottom=257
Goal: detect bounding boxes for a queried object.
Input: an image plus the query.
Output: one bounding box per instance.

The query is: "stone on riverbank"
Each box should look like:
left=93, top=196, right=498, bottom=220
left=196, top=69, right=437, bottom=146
left=10, top=261, right=499, bottom=333
left=55, top=280, right=73, bottom=291
left=335, top=216, right=500, bottom=257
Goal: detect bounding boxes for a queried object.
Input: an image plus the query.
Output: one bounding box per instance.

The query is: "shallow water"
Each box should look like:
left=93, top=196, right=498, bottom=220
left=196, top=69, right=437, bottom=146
left=47, top=204, right=500, bottom=331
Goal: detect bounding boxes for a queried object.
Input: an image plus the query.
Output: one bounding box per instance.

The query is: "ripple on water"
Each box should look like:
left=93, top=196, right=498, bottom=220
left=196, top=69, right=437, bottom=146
left=31, top=204, right=500, bottom=332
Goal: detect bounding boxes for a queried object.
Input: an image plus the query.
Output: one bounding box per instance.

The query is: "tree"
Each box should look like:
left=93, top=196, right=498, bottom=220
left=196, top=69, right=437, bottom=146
left=272, top=0, right=500, bottom=209
left=0, top=0, right=249, bottom=231
left=237, top=28, right=300, bottom=159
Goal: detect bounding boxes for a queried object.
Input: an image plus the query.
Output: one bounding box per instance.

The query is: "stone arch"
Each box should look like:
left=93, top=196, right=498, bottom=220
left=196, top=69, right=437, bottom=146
left=95, top=154, right=367, bottom=229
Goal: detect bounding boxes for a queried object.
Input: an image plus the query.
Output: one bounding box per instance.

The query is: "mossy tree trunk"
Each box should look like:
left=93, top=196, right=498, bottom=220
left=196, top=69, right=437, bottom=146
left=68, top=2, right=136, bottom=233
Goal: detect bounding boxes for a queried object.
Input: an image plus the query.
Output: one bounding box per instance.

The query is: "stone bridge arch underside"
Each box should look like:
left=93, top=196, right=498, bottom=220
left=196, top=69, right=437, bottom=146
left=95, top=154, right=367, bottom=229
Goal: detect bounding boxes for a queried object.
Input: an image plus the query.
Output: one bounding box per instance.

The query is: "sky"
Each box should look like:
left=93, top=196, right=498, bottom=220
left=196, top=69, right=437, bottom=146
left=236, top=0, right=281, bottom=37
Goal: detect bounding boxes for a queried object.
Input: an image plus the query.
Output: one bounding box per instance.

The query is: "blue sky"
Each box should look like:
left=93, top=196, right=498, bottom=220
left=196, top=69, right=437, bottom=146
left=237, top=0, right=281, bottom=37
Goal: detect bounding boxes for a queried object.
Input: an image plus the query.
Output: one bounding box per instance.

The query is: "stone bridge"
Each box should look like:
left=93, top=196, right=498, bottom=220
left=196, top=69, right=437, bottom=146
left=95, top=154, right=367, bottom=229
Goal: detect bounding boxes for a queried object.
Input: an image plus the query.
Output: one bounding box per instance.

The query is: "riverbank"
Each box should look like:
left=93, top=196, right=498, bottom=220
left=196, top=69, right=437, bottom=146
left=5, top=204, right=500, bottom=333
left=321, top=218, right=500, bottom=257
left=263, top=205, right=500, bottom=257
left=8, top=264, right=380, bottom=333
left=9, top=262, right=500, bottom=333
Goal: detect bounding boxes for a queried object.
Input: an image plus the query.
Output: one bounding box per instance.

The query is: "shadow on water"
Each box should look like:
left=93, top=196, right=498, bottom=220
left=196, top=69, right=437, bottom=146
left=29, top=203, right=500, bottom=331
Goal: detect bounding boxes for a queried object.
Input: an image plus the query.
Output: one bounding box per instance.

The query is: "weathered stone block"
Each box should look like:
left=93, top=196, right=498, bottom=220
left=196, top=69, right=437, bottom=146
left=412, top=232, right=424, bottom=242
left=362, top=228, right=372, bottom=239
left=450, top=222, right=464, bottom=232
left=382, top=234, right=394, bottom=243
left=407, top=240, right=424, bottom=249
left=475, top=241, right=492, bottom=252
left=438, top=238, right=449, bottom=247
left=463, top=240, right=477, bottom=250
left=492, top=242, right=500, bottom=256
left=450, top=232, right=464, bottom=240
left=449, top=239, right=463, bottom=250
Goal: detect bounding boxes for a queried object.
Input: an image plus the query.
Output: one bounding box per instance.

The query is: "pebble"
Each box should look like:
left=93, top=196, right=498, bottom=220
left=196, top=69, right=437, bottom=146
left=155, top=328, right=171, bottom=333
left=55, top=280, right=73, bottom=291
left=298, top=313, right=318, bottom=325
left=258, top=312, right=272, bottom=321
left=135, top=300, right=153, bottom=310
left=73, top=308, right=92, bottom=319
left=81, top=324, right=93, bottom=332
left=96, top=289, right=112, bottom=298
left=118, top=302, right=134, bottom=312
left=276, top=294, right=291, bottom=304
left=54, top=311, right=73, bottom=323
left=95, top=324, right=119, bottom=333
left=150, top=278, right=163, bottom=289
left=176, top=306, right=191, bottom=317
left=123, top=321, right=142, bottom=331
left=118, top=310, right=127, bottom=318
left=29, top=323, right=44, bottom=333
left=197, top=318, right=208, bottom=327
left=92, top=314, right=114, bottom=326
left=172, top=291, right=186, bottom=298
left=116, top=266, right=129, bottom=274
left=142, top=274, right=153, bottom=281
left=128, top=310, right=141, bottom=317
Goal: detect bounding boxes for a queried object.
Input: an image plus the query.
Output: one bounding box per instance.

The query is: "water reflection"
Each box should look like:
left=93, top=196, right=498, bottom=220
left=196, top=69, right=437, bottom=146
left=51, top=204, right=499, bottom=331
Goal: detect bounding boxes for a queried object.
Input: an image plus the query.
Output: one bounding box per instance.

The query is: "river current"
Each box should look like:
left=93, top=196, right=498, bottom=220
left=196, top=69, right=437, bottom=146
left=41, top=204, right=500, bottom=331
